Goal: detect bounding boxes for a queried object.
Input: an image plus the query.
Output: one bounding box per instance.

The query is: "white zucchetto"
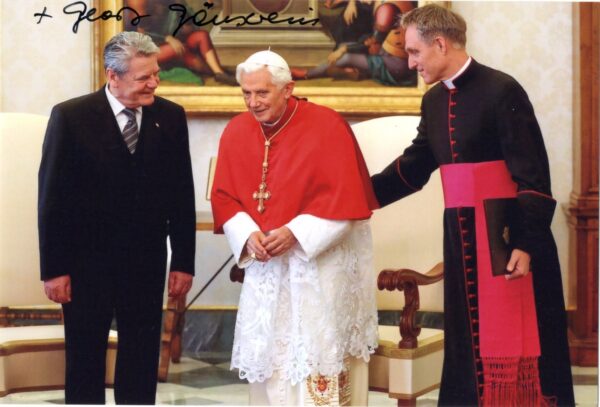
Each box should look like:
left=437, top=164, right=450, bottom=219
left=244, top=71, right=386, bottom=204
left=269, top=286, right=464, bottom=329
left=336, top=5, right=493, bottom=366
left=242, top=49, right=290, bottom=73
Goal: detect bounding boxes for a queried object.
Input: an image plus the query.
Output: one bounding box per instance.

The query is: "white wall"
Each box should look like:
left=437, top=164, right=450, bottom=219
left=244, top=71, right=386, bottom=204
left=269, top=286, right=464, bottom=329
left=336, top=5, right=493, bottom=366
left=1, top=0, right=91, bottom=114
left=453, top=1, right=573, bottom=293
left=0, top=0, right=574, bottom=308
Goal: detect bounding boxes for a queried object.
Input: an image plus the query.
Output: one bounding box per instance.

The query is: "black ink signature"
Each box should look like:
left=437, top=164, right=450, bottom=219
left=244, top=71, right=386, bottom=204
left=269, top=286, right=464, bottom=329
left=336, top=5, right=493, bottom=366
left=63, top=1, right=150, bottom=34
left=34, top=6, right=52, bottom=24
left=37, top=1, right=319, bottom=35
left=169, top=2, right=319, bottom=37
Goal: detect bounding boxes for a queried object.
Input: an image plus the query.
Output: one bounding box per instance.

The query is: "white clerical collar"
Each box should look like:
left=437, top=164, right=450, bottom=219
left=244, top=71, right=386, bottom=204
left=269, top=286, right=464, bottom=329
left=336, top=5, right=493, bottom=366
left=443, top=56, right=472, bottom=89
left=105, top=85, right=141, bottom=117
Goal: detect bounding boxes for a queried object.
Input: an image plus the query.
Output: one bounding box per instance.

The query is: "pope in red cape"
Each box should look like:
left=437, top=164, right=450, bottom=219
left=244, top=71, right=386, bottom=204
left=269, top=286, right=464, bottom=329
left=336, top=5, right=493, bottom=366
left=212, top=94, right=378, bottom=233
left=211, top=50, right=379, bottom=406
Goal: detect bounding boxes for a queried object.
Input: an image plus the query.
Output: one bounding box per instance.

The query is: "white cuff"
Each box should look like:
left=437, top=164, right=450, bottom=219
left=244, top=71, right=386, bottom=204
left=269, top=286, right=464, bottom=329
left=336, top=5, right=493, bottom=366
left=286, top=214, right=352, bottom=261
left=223, top=212, right=260, bottom=267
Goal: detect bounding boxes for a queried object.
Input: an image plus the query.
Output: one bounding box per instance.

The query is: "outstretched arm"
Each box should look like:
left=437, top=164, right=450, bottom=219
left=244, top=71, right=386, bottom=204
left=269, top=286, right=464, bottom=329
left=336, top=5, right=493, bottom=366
left=371, top=112, right=438, bottom=207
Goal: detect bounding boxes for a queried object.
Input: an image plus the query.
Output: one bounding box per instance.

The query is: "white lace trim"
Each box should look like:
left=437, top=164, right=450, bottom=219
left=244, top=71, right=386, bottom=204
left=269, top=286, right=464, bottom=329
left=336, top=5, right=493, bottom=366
left=230, top=220, right=378, bottom=385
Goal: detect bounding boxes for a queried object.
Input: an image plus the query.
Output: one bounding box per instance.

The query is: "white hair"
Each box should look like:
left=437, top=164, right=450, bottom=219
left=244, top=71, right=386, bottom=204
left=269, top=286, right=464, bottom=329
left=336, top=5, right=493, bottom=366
left=104, top=31, right=159, bottom=75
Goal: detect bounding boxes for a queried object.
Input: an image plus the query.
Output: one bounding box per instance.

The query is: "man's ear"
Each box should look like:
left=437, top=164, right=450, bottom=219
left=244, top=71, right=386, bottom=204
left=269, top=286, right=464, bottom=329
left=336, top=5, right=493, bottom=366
left=434, top=36, right=448, bottom=54
left=106, top=69, right=118, bottom=88
left=284, top=81, right=295, bottom=99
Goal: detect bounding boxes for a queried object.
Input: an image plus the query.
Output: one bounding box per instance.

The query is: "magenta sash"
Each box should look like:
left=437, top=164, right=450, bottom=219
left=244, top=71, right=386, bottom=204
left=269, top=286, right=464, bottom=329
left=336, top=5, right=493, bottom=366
left=440, top=161, right=548, bottom=406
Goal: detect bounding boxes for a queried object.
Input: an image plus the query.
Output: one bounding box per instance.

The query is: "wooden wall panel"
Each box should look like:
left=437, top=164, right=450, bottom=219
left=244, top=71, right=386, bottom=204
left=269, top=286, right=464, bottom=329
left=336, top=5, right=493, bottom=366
left=568, top=2, right=599, bottom=367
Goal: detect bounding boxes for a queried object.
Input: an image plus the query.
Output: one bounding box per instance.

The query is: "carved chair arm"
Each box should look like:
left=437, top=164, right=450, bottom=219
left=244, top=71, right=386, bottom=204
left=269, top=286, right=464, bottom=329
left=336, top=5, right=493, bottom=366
left=377, top=262, right=444, bottom=349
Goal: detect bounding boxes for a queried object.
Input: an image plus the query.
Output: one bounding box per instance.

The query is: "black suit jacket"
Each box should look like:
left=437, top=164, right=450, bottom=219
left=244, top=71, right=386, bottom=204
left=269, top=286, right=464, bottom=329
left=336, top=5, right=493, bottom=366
left=38, top=87, right=196, bottom=281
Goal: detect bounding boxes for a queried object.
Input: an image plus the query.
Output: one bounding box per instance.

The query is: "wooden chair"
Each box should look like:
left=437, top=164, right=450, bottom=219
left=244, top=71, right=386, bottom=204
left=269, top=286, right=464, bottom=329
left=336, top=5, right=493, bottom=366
left=158, top=296, right=186, bottom=382
left=369, top=263, right=444, bottom=406
left=0, top=113, right=117, bottom=396
left=378, top=264, right=444, bottom=350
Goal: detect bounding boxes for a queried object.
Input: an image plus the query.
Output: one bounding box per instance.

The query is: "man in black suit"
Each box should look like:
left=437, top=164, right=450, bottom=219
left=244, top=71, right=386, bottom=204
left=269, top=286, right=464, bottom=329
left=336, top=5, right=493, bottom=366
left=38, top=31, right=196, bottom=405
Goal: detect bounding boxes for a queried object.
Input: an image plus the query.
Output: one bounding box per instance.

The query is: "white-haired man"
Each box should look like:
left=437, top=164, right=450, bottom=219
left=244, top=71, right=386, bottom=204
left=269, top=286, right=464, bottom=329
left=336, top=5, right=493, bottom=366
left=211, top=50, right=379, bottom=405
left=39, top=31, right=195, bottom=404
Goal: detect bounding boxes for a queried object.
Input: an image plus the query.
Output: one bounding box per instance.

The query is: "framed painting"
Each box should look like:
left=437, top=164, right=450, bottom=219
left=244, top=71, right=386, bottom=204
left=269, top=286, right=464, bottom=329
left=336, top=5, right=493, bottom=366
left=92, top=0, right=428, bottom=117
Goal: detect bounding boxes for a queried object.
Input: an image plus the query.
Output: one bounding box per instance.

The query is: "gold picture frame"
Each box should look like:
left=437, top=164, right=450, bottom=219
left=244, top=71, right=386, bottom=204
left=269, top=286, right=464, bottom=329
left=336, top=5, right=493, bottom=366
left=92, top=0, right=427, bottom=117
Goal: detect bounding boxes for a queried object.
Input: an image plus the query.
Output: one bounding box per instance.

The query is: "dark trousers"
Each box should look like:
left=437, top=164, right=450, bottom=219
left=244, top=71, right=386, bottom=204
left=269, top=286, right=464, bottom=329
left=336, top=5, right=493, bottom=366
left=62, top=248, right=166, bottom=405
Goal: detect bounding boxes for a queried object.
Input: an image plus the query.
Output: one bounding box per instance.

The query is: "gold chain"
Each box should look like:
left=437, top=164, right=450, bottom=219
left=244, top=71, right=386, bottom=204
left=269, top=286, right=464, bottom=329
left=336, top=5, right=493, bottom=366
left=252, top=100, right=299, bottom=213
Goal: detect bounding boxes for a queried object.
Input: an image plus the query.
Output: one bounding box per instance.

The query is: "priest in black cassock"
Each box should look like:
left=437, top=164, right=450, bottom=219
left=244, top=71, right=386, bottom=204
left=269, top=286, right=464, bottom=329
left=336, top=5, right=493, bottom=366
left=371, top=4, right=575, bottom=407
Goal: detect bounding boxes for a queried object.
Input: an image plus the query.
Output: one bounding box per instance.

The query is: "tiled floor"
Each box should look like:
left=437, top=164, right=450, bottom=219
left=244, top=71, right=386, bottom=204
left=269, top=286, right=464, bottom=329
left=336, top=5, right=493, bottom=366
left=0, top=356, right=597, bottom=406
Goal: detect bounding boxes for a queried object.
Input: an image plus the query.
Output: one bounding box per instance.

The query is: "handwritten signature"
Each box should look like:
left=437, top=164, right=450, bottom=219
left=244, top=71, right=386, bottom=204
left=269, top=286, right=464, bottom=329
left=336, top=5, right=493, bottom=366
left=63, top=1, right=149, bottom=34
left=35, top=1, right=320, bottom=34
left=170, top=2, right=319, bottom=37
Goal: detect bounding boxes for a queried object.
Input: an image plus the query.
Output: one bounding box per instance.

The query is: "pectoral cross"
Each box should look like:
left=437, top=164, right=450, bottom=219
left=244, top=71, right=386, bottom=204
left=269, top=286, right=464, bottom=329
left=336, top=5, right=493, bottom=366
left=250, top=99, right=299, bottom=214
left=253, top=182, right=271, bottom=213
left=253, top=140, right=272, bottom=213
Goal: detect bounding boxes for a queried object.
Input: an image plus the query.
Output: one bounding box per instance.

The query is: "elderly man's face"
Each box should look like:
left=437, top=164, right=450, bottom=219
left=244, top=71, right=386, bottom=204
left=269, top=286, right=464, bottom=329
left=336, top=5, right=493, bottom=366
left=240, top=68, right=294, bottom=124
left=107, top=55, right=160, bottom=108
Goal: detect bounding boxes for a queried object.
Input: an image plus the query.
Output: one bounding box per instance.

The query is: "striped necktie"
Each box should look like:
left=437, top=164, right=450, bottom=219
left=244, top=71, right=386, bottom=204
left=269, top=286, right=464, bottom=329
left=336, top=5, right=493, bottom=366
left=121, top=108, right=138, bottom=154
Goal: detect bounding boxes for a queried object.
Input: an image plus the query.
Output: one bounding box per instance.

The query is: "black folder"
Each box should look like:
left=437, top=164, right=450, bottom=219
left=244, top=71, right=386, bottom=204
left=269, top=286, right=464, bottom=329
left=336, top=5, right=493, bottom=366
left=483, top=198, right=519, bottom=276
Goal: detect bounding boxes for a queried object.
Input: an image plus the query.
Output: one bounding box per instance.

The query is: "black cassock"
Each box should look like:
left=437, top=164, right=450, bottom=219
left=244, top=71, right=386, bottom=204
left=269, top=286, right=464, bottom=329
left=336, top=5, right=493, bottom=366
left=372, top=60, right=575, bottom=406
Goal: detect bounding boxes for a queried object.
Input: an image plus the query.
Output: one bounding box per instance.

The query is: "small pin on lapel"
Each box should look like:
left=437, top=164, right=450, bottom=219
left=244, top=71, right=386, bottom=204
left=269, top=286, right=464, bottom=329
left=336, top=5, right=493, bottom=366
left=155, top=122, right=160, bottom=128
